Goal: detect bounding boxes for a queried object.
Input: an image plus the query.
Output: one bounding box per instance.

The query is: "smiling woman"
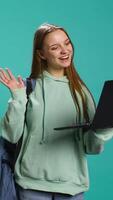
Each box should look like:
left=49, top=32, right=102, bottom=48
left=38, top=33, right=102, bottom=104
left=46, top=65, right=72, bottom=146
left=0, top=23, right=113, bottom=200
left=39, top=29, right=73, bottom=74
left=29, top=23, right=90, bottom=123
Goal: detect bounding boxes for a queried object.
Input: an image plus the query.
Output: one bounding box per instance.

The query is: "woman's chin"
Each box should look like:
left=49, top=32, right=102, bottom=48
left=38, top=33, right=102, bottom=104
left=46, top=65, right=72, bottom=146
left=58, top=62, right=71, bottom=68
left=61, top=64, right=71, bottom=68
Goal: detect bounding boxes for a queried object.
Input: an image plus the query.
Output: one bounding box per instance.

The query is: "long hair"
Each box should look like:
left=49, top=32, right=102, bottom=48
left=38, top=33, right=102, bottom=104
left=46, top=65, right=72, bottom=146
left=29, top=23, right=94, bottom=123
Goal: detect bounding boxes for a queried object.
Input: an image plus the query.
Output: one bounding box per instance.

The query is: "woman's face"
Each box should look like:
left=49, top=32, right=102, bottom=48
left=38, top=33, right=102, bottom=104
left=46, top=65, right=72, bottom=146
left=40, top=29, right=73, bottom=72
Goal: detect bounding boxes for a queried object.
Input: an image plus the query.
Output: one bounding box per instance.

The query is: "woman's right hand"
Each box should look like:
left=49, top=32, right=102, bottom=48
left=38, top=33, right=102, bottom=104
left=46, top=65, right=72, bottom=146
left=0, top=68, right=25, bottom=91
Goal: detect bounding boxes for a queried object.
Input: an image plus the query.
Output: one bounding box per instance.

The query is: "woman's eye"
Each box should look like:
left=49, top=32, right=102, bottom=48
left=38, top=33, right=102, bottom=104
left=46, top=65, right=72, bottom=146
left=65, top=41, right=71, bottom=45
left=51, top=46, right=58, bottom=50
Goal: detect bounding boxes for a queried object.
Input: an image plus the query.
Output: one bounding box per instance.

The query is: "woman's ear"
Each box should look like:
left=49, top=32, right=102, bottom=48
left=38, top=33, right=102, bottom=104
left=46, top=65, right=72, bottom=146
left=37, top=50, right=46, bottom=60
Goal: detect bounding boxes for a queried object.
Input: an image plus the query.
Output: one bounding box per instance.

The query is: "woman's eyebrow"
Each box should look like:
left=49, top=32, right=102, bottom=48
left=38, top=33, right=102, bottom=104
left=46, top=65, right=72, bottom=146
left=49, top=38, right=69, bottom=48
left=49, top=43, right=58, bottom=47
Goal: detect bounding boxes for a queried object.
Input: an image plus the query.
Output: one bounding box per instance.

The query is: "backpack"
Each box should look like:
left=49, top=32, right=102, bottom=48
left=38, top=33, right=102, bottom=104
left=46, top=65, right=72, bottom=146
left=0, top=78, right=36, bottom=200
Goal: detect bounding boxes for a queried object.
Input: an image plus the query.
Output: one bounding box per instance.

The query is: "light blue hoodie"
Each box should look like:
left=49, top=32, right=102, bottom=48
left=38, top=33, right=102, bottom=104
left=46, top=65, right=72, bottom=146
left=0, top=70, right=113, bottom=195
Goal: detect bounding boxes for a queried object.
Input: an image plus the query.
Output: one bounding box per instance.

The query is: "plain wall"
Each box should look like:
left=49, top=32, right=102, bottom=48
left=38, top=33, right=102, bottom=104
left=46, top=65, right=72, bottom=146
left=0, top=0, right=113, bottom=199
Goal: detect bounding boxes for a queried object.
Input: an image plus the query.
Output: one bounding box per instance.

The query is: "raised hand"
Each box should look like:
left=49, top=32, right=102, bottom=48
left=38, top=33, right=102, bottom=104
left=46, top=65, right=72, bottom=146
left=0, top=68, right=25, bottom=90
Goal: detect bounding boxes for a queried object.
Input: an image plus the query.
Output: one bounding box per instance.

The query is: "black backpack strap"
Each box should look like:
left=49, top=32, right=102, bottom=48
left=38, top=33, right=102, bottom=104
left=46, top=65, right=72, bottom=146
left=24, top=78, right=36, bottom=97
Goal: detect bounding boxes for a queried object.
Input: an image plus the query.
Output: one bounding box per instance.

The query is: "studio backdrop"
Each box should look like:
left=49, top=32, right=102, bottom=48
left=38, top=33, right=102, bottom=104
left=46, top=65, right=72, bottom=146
left=0, top=0, right=113, bottom=200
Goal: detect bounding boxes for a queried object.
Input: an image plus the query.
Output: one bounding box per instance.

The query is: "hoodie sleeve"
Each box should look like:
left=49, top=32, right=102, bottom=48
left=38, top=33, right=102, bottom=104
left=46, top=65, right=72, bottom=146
left=0, top=88, right=27, bottom=143
left=82, top=86, right=113, bottom=154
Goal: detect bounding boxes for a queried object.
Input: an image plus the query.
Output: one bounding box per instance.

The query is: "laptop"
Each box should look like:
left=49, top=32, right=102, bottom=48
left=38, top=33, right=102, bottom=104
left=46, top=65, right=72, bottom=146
left=54, top=80, right=113, bottom=131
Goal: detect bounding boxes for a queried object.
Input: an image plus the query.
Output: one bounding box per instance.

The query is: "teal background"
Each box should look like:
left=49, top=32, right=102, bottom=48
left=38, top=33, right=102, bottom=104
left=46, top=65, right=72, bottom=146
left=0, top=0, right=113, bottom=199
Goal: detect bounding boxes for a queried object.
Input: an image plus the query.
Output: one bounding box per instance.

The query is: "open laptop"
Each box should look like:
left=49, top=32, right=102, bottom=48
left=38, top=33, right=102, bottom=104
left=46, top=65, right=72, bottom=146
left=54, top=80, right=113, bottom=131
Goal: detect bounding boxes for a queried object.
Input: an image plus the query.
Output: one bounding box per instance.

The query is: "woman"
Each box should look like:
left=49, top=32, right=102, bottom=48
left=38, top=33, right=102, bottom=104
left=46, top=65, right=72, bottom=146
left=0, top=23, right=113, bottom=200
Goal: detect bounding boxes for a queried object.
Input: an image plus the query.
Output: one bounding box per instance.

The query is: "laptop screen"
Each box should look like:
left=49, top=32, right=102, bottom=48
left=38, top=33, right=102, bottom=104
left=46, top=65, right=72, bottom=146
left=91, top=80, right=113, bottom=130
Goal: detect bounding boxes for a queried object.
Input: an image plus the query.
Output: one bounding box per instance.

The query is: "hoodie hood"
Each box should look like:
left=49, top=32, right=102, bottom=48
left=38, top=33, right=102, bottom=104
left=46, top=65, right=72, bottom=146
left=43, top=70, right=69, bottom=83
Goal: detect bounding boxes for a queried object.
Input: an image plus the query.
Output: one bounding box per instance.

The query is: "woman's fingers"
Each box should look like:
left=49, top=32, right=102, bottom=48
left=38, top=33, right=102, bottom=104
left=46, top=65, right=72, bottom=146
left=0, top=70, right=9, bottom=86
left=17, top=76, right=25, bottom=87
left=0, top=76, right=10, bottom=87
left=0, top=68, right=10, bottom=81
left=0, top=68, right=25, bottom=90
left=6, top=68, right=16, bottom=81
left=0, top=69, right=9, bottom=83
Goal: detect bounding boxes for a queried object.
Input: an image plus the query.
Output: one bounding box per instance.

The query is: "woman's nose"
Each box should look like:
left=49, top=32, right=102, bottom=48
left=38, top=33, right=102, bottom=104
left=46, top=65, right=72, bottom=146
left=60, top=46, right=68, bottom=54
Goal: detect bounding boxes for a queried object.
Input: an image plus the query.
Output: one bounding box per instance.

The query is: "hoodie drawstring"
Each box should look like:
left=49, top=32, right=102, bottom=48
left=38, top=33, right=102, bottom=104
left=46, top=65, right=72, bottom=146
left=40, top=75, right=46, bottom=144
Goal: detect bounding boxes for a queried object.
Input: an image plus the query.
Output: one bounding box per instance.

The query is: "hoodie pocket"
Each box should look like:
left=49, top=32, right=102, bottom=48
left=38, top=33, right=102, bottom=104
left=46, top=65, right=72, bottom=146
left=20, top=134, right=48, bottom=180
left=44, top=133, right=83, bottom=183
